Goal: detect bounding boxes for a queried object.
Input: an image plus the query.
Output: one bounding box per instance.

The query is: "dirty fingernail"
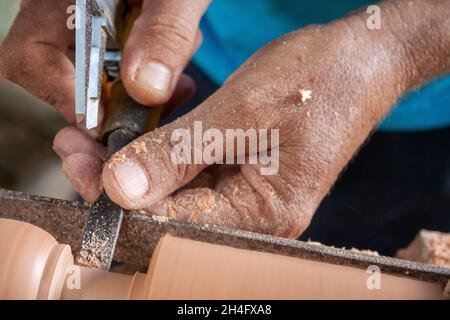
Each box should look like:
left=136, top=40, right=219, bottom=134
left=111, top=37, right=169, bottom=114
left=112, top=161, right=149, bottom=201
left=136, top=61, right=172, bottom=94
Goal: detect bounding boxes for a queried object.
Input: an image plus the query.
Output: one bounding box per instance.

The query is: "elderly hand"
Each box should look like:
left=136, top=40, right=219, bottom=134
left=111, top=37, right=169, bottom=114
left=2, top=0, right=449, bottom=238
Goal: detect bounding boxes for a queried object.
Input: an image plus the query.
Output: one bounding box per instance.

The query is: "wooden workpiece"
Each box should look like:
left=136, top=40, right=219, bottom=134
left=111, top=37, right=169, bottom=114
left=397, top=230, right=450, bottom=268
left=0, top=218, right=448, bottom=300
left=1, top=188, right=450, bottom=287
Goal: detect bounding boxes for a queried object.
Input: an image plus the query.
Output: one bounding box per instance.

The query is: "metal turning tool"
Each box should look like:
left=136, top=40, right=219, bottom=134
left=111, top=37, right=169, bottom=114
left=75, top=0, right=121, bottom=271
left=75, top=0, right=155, bottom=270
left=75, top=0, right=119, bottom=129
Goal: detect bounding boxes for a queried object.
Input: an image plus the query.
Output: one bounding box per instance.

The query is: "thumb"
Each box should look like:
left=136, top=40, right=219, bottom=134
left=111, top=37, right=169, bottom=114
left=102, top=85, right=277, bottom=210
left=122, top=0, right=210, bottom=106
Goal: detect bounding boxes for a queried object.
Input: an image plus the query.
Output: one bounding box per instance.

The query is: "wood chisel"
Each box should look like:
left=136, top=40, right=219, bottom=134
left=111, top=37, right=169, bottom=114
left=75, top=0, right=162, bottom=270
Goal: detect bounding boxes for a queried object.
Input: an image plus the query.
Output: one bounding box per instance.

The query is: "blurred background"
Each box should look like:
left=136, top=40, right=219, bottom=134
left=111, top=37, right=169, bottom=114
left=0, top=1, right=75, bottom=200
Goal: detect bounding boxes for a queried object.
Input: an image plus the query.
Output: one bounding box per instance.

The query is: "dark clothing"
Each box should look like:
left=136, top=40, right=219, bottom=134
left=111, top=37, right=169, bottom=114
left=301, top=127, right=450, bottom=256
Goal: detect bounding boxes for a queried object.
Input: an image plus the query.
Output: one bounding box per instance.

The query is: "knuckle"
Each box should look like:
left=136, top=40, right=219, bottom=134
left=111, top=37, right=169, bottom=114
left=143, top=13, right=197, bottom=59
left=135, top=130, right=191, bottom=188
left=167, top=141, right=191, bottom=184
left=212, top=88, right=269, bottom=130
left=253, top=182, right=311, bottom=238
left=267, top=207, right=310, bottom=239
left=285, top=210, right=312, bottom=238
left=265, top=206, right=293, bottom=237
left=219, top=78, right=281, bottom=130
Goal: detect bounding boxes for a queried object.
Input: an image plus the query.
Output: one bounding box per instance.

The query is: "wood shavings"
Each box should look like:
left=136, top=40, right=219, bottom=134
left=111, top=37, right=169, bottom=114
left=350, top=248, right=379, bottom=257
left=152, top=138, right=163, bottom=145
left=188, top=211, right=201, bottom=223
left=196, top=193, right=216, bottom=210
left=167, top=206, right=177, bottom=219
left=307, top=240, right=323, bottom=246
left=152, top=215, right=169, bottom=224
left=307, top=239, right=379, bottom=256
left=131, top=140, right=148, bottom=155
left=396, top=230, right=450, bottom=268
left=161, top=199, right=177, bottom=219
left=76, top=231, right=110, bottom=269
left=108, top=153, right=127, bottom=169
left=76, top=251, right=103, bottom=269
left=300, top=89, right=313, bottom=103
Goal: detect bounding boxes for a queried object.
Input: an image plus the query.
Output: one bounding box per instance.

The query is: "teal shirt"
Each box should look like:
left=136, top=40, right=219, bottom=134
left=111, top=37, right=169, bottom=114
left=193, top=0, right=450, bottom=132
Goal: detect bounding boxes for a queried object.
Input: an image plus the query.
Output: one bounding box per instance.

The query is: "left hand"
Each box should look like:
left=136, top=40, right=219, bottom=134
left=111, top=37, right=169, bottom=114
left=55, top=0, right=450, bottom=238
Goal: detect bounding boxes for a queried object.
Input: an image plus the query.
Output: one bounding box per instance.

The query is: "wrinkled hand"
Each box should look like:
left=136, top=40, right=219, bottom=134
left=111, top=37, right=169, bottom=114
left=0, top=0, right=208, bottom=117
left=58, top=0, right=450, bottom=238
left=0, top=0, right=207, bottom=181
left=3, top=0, right=449, bottom=238
left=0, top=0, right=208, bottom=210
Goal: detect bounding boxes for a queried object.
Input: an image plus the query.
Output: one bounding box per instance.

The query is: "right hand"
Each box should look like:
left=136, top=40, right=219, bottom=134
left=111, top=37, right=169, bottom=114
left=56, top=0, right=450, bottom=238
left=0, top=0, right=210, bottom=200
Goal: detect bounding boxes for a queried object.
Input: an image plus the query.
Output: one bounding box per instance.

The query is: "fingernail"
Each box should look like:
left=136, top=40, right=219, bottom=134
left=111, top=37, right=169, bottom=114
left=112, top=161, right=149, bottom=201
left=136, top=61, right=172, bottom=94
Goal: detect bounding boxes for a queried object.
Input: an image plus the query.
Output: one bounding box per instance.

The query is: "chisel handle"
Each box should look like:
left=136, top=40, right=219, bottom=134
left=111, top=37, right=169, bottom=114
left=102, top=3, right=163, bottom=155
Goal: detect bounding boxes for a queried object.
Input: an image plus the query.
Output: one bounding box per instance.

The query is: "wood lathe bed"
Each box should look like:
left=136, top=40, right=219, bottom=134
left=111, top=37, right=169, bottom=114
left=0, top=189, right=449, bottom=300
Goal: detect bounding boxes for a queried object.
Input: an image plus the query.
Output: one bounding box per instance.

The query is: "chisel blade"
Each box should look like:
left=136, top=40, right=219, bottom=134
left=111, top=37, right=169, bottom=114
left=75, top=0, right=120, bottom=128
left=76, top=191, right=124, bottom=270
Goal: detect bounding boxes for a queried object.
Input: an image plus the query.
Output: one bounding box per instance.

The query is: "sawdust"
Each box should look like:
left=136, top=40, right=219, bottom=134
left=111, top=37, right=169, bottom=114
left=167, top=205, right=177, bottom=219
left=151, top=215, right=169, bottom=224
left=76, top=215, right=115, bottom=270
left=159, top=189, right=223, bottom=224
left=131, top=140, right=148, bottom=155
left=196, top=192, right=217, bottom=210
left=188, top=211, right=201, bottom=223
left=396, top=230, right=450, bottom=268
left=307, top=240, right=323, bottom=246
left=108, top=153, right=127, bottom=169
left=307, top=239, right=379, bottom=257
left=160, top=199, right=178, bottom=219
left=76, top=250, right=103, bottom=269
left=350, top=248, right=379, bottom=257
left=299, top=89, right=313, bottom=103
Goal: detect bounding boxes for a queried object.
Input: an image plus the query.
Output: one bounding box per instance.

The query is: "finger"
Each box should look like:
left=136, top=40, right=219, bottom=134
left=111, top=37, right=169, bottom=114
left=193, top=30, right=204, bottom=53
left=149, top=188, right=242, bottom=228
left=101, top=80, right=279, bottom=211
left=62, top=153, right=103, bottom=202
left=214, top=164, right=310, bottom=238
left=53, top=126, right=106, bottom=202
left=53, top=126, right=106, bottom=160
left=102, top=69, right=319, bottom=238
left=148, top=163, right=307, bottom=238
left=121, top=0, right=210, bottom=106
left=0, top=0, right=76, bottom=122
